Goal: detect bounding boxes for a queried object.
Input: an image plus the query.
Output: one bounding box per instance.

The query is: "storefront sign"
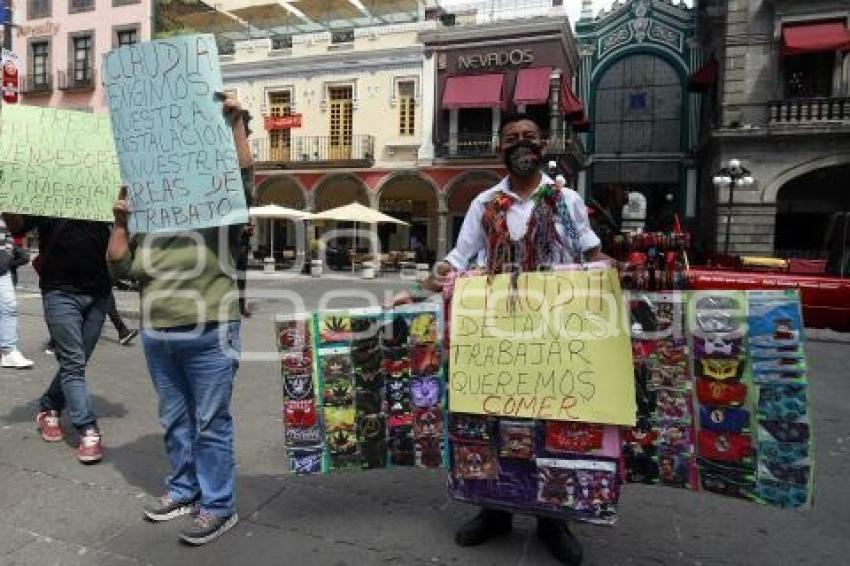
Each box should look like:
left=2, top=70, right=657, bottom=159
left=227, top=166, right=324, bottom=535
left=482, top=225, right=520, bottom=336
left=1, top=49, right=20, bottom=104
left=264, top=114, right=302, bottom=130
left=458, top=49, right=534, bottom=71
left=16, top=21, right=60, bottom=38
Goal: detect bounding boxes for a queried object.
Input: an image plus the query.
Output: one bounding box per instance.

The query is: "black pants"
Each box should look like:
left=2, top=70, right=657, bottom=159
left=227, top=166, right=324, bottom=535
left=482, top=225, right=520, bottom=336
left=482, top=508, right=566, bottom=532
left=106, top=291, right=126, bottom=333
left=236, top=267, right=248, bottom=314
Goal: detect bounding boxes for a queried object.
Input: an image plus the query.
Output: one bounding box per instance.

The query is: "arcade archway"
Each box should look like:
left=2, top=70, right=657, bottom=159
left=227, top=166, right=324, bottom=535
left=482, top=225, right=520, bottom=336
left=254, top=176, right=307, bottom=257
left=775, top=164, right=850, bottom=274
left=377, top=173, right=439, bottom=262
left=445, top=170, right=502, bottom=248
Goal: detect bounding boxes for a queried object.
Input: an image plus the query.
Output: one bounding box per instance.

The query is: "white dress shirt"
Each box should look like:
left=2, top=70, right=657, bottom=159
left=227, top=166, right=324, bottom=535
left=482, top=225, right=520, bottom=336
left=445, top=174, right=601, bottom=271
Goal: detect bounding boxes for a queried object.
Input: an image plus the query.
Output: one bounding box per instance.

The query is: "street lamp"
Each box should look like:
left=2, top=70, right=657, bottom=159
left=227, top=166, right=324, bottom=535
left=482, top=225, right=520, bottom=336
left=713, top=159, right=755, bottom=254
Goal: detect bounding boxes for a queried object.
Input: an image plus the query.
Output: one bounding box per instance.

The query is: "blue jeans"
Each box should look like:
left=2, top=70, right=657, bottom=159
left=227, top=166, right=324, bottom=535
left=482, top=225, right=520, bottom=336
left=141, top=322, right=241, bottom=517
left=0, top=273, right=19, bottom=353
left=39, top=291, right=109, bottom=429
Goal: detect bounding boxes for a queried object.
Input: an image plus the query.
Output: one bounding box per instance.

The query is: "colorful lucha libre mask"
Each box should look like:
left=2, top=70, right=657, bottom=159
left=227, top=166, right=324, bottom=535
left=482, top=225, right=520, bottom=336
left=282, top=351, right=312, bottom=374
left=410, top=376, right=441, bottom=408
left=413, top=407, right=442, bottom=438
left=411, top=344, right=441, bottom=376
left=283, top=373, right=314, bottom=401
left=284, top=399, right=318, bottom=428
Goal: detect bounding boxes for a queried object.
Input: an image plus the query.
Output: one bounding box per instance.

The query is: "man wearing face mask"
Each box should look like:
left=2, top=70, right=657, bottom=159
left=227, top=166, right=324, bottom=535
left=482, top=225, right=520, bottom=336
left=401, top=113, right=605, bottom=565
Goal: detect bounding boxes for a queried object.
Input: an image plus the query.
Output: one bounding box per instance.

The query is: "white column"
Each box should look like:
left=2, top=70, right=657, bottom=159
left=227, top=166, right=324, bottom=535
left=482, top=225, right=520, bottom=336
left=449, top=108, right=459, bottom=155
left=577, top=169, right=587, bottom=200
left=418, top=53, right=436, bottom=164
left=491, top=107, right=500, bottom=150
left=686, top=167, right=697, bottom=218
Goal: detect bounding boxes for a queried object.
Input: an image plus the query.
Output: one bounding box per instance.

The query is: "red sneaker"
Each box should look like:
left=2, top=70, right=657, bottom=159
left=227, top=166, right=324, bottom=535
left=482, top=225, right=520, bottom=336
left=36, top=410, right=63, bottom=442
left=77, top=428, right=103, bottom=464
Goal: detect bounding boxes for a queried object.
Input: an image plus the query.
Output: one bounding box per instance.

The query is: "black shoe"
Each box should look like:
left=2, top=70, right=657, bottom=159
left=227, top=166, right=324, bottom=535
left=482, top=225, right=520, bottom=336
left=241, top=310, right=252, bottom=318
left=455, top=509, right=513, bottom=547
left=537, top=519, right=583, bottom=566
left=143, top=494, right=198, bottom=522
left=119, top=328, right=139, bottom=346
left=179, top=511, right=239, bottom=545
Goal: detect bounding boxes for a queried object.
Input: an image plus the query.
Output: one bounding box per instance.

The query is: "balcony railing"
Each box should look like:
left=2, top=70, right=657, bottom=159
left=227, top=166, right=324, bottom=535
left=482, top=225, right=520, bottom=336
left=19, top=75, right=54, bottom=96
left=58, top=66, right=97, bottom=92
left=769, top=97, right=850, bottom=124
left=255, top=135, right=375, bottom=168
left=437, top=132, right=499, bottom=158
left=437, top=130, right=579, bottom=159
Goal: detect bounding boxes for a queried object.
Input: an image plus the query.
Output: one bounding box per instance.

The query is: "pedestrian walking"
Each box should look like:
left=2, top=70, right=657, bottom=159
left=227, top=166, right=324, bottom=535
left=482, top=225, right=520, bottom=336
left=3, top=216, right=113, bottom=463
left=107, top=94, right=253, bottom=546
left=0, top=236, right=34, bottom=369
left=106, top=291, right=139, bottom=345
left=236, top=225, right=253, bottom=318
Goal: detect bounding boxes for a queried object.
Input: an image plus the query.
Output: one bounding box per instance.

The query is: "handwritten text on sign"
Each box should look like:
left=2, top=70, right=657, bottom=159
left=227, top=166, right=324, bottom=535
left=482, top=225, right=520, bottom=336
left=449, top=269, right=636, bottom=424
left=103, top=34, right=248, bottom=233
left=0, top=105, right=118, bottom=221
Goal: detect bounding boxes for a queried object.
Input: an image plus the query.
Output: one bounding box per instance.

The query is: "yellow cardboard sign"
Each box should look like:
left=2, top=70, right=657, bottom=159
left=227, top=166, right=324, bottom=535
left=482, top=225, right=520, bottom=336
left=449, top=269, right=636, bottom=425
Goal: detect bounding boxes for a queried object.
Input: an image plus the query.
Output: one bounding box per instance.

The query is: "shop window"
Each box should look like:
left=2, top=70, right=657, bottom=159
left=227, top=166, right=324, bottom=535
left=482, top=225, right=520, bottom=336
left=269, top=91, right=292, bottom=161
left=30, top=41, right=50, bottom=88
left=784, top=53, right=834, bottom=99
left=398, top=80, right=416, bottom=136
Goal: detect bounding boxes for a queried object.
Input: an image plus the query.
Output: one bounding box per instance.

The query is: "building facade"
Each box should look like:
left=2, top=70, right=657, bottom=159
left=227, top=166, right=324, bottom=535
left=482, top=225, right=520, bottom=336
left=157, top=0, right=585, bottom=262
left=697, top=0, right=850, bottom=268
left=575, top=0, right=702, bottom=241
left=10, top=0, right=150, bottom=111
left=422, top=5, right=587, bottom=251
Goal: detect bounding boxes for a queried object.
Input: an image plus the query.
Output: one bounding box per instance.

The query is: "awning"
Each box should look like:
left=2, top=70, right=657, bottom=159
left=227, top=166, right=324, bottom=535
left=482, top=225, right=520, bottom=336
left=560, top=79, right=586, bottom=123
left=782, top=22, right=850, bottom=56
left=688, top=57, right=719, bottom=92
left=514, top=66, right=553, bottom=106
left=442, top=73, right=505, bottom=109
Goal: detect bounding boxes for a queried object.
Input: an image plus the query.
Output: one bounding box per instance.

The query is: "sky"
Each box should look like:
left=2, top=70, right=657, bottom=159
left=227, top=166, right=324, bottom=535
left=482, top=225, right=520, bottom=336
left=438, top=0, right=695, bottom=28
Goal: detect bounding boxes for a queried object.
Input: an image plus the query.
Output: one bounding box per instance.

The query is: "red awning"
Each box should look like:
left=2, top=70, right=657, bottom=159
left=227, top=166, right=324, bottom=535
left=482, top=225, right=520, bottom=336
left=560, top=79, right=586, bottom=123
left=688, top=57, right=719, bottom=92
left=782, top=22, right=850, bottom=56
left=442, top=74, right=505, bottom=109
left=513, top=66, right=553, bottom=106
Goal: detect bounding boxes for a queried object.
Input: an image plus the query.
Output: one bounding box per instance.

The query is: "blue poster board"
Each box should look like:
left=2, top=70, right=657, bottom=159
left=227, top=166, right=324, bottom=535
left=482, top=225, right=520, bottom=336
left=102, top=34, right=248, bottom=233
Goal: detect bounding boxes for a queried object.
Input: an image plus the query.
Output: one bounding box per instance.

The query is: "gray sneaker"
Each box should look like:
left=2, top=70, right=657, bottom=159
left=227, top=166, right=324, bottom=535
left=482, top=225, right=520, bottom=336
left=143, top=494, right=198, bottom=522
left=179, top=511, right=239, bottom=545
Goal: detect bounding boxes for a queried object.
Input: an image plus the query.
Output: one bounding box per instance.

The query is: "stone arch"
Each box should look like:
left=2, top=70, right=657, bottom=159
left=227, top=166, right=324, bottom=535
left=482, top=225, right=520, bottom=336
left=762, top=153, right=850, bottom=204
left=444, top=170, right=502, bottom=209
left=312, top=173, right=370, bottom=212
left=444, top=170, right=502, bottom=250
left=590, top=44, right=690, bottom=91
left=255, top=175, right=307, bottom=208
left=376, top=171, right=441, bottom=261
left=253, top=175, right=308, bottom=257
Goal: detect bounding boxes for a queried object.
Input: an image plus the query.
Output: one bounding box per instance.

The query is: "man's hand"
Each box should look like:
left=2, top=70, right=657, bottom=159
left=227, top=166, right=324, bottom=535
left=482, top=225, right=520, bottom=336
left=422, top=261, right=455, bottom=293
left=113, top=186, right=130, bottom=228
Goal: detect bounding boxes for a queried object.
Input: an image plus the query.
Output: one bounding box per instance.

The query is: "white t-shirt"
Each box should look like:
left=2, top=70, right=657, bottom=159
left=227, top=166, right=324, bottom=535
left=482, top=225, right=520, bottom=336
left=445, top=174, right=601, bottom=271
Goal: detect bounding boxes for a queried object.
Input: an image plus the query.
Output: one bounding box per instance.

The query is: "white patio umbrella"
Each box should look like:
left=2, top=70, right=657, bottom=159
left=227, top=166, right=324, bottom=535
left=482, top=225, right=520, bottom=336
left=249, top=205, right=313, bottom=260
left=311, top=202, right=408, bottom=271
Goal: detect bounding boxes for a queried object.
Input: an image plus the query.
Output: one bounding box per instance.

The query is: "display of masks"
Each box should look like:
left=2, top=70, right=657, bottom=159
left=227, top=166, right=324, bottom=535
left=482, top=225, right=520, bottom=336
left=278, top=304, right=447, bottom=474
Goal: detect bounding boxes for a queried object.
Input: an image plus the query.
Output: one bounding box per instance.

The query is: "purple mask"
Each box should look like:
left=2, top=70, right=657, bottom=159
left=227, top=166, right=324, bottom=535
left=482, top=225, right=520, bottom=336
left=411, top=376, right=441, bottom=408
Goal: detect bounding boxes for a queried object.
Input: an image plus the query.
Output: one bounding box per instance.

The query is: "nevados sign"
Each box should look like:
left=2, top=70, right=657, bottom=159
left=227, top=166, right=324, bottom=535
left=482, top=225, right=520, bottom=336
left=458, top=49, right=534, bottom=71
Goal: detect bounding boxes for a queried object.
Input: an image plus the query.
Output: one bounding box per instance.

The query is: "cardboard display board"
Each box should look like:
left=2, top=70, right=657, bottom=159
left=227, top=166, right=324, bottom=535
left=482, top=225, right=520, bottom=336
left=0, top=105, right=119, bottom=221
left=278, top=303, right=447, bottom=474
left=103, top=34, right=248, bottom=233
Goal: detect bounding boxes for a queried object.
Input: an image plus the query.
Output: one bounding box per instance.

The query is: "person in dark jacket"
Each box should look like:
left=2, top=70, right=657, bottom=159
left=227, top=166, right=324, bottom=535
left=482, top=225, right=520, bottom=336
left=3, top=215, right=111, bottom=464
left=0, top=236, right=34, bottom=369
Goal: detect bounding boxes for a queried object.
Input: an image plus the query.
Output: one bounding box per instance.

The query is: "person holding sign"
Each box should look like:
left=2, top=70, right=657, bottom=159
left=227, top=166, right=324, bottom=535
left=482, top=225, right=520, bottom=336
left=398, top=113, right=606, bottom=566
left=107, top=93, right=252, bottom=546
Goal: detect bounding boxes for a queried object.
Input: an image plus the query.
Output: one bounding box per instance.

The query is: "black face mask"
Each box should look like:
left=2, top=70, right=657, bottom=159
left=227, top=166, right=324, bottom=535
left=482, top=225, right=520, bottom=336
left=504, top=139, right=543, bottom=179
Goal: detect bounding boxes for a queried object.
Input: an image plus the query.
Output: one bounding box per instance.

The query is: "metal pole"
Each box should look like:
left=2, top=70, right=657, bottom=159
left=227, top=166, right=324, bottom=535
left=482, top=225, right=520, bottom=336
left=724, top=178, right=735, bottom=255
left=2, top=0, right=11, bottom=50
